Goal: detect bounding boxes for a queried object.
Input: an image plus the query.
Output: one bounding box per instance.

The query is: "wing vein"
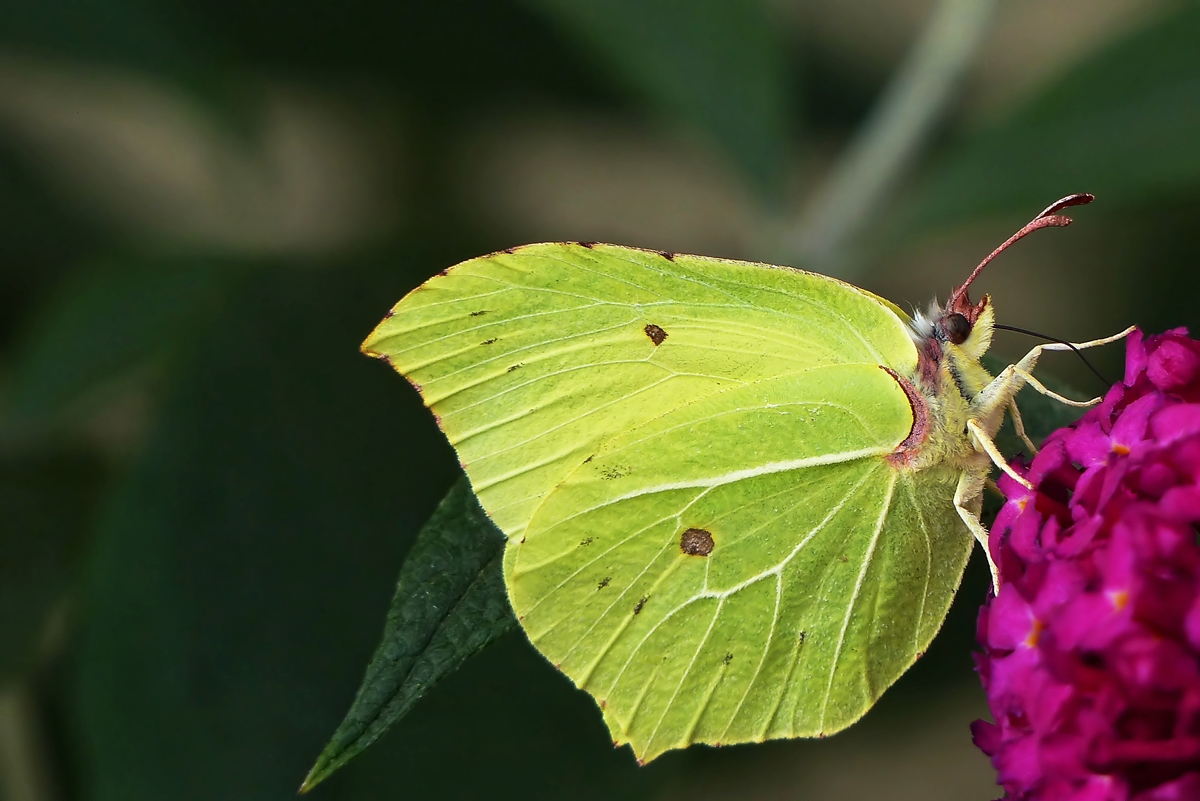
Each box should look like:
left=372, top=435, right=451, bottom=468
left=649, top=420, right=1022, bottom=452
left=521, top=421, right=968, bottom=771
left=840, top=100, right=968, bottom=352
left=904, top=478, right=934, bottom=654
left=645, top=599, right=724, bottom=753
left=818, top=472, right=897, bottom=731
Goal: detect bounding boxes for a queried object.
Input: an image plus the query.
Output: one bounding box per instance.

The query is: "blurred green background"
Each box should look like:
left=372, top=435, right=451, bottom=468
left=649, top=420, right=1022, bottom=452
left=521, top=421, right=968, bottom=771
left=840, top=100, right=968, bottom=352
left=2, top=1, right=1198, bottom=799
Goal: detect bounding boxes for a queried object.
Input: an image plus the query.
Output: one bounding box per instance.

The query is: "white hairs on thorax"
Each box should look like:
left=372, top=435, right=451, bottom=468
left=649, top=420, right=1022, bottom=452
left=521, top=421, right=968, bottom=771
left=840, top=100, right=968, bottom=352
left=906, top=299, right=941, bottom=343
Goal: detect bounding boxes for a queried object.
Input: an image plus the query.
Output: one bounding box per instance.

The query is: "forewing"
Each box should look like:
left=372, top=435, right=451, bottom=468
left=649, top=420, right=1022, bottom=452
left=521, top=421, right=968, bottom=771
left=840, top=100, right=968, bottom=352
left=363, top=244, right=917, bottom=536
left=509, top=365, right=973, bottom=761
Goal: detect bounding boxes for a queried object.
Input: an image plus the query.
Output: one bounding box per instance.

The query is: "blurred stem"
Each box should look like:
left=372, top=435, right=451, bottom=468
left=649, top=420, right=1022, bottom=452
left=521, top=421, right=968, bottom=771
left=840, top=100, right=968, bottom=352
left=0, top=685, right=57, bottom=801
left=784, top=0, right=995, bottom=274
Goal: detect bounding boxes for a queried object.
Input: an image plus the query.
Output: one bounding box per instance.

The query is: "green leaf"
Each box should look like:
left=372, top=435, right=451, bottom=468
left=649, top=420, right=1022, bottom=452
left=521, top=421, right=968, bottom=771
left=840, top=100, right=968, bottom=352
left=900, top=3, right=1200, bottom=229
left=8, top=254, right=227, bottom=424
left=523, top=0, right=790, bottom=198
left=300, top=476, right=517, bottom=793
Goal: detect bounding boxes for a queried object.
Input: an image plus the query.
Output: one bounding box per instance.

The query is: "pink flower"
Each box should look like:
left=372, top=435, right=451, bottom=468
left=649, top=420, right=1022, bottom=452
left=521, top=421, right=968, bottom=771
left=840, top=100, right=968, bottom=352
left=974, top=330, right=1200, bottom=800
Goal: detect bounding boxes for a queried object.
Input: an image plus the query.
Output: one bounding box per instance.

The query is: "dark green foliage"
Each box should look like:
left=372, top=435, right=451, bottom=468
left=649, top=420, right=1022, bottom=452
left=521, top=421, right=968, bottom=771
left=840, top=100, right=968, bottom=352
left=9, top=255, right=228, bottom=423
left=71, top=263, right=679, bottom=800
left=73, top=266, right=458, bottom=801
left=0, top=448, right=99, bottom=682
left=0, top=0, right=245, bottom=129
left=301, top=477, right=516, bottom=792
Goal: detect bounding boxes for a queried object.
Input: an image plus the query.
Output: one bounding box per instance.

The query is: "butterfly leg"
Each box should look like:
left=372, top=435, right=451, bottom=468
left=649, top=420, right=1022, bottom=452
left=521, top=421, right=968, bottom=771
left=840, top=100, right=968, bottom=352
left=1041, top=325, right=1138, bottom=352
left=954, top=469, right=1000, bottom=593
left=1010, top=368, right=1100, bottom=407
left=1008, top=398, right=1038, bottom=455
left=970, top=325, right=1136, bottom=436
left=1005, top=325, right=1136, bottom=405
left=967, top=418, right=1033, bottom=490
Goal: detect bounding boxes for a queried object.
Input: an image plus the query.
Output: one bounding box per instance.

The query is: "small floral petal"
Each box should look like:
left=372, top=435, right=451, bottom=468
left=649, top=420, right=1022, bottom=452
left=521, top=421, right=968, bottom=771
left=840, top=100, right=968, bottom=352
left=1150, top=404, right=1200, bottom=446
left=1147, top=340, right=1200, bottom=392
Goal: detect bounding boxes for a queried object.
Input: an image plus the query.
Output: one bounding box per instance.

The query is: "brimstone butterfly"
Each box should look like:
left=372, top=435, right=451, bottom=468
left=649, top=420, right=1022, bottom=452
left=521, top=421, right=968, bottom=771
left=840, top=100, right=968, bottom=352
left=362, top=194, right=1131, bottom=763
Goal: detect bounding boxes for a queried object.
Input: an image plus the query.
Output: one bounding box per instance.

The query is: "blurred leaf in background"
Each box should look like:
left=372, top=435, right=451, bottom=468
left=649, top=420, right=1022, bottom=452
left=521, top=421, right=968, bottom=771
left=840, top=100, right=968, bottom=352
left=899, top=3, right=1200, bottom=230
left=8, top=254, right=229, bottom=427
left=0, top=0, right=232, bottom=111
left=524, top=0, right=792, bottom=199
left=0, top=448, right=99, bottom=683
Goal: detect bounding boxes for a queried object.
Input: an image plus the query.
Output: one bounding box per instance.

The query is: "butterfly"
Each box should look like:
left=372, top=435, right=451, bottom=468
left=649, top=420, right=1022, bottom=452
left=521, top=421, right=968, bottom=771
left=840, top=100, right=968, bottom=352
left=362, top=193, right=1131, bottom=763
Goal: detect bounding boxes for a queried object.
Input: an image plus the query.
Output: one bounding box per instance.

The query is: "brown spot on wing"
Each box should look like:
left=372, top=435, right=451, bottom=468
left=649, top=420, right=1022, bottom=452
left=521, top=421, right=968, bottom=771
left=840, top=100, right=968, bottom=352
left=644, top=324, right=667, bottom=346
left=680, top=527, right=714, bottom=556
left=881, top=366, right=930, bottom=467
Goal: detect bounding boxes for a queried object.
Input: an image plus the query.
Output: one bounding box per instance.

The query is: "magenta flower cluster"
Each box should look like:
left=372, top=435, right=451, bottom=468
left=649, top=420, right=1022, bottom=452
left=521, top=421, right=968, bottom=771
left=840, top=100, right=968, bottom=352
left=973, top=329, right=1200, bottom=800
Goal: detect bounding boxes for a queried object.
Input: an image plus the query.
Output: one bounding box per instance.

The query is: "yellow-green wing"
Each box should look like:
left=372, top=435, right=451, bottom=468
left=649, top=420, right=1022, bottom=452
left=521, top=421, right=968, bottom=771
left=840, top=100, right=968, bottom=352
left=365, top=242, right=972, bottom=761
left=510, top=366, right=973, bottom=761
left=363, top=243, right=917, bottom=537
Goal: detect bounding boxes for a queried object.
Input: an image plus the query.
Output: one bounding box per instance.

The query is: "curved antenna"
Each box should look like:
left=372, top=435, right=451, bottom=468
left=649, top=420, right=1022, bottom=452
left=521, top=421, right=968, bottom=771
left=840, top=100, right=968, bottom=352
left=993, top=322, right=1111, bottom=387
left=1034, top=193, right=1095, bottom=219
left=947, top=193, right=1094, bottom=310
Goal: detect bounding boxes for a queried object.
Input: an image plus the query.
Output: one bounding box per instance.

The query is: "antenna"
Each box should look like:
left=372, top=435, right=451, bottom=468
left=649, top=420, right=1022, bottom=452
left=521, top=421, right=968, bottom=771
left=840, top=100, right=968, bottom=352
left=947, top=193, right=1094, bottom=310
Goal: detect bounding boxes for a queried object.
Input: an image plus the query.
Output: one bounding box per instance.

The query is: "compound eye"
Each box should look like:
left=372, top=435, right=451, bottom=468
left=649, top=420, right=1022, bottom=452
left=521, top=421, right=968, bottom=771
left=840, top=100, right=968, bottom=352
left=945, top=312, right=972, bottom=345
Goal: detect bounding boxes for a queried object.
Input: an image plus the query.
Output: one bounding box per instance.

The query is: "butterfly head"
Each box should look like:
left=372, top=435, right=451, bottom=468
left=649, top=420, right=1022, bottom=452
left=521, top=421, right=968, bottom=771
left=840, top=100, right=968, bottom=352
left=941, top=193, right=1094, bottom=360
left=937, top=290, right=994, bottom=362
left=908, top=293, right=995, bottom=390
left=909, top=193, right=1094, bottom=395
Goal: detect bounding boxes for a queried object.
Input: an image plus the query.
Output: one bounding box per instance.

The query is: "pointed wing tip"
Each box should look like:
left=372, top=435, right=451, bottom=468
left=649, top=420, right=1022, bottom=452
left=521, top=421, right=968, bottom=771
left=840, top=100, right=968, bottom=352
left=360, top=347, right=396, bottom=369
